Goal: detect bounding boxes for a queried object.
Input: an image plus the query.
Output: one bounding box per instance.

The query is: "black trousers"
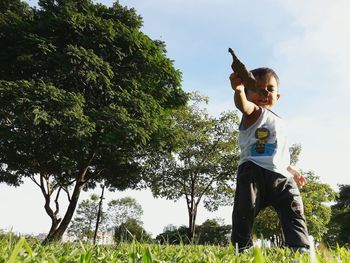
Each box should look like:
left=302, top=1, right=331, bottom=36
left=231, top=161, right=309, bottom=250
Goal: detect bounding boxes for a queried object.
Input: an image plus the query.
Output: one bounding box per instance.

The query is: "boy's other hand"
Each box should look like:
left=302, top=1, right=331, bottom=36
left=293, top=172, right=307, bottom=188
left=230, top=72, right=245, bottom=92
left=287, top=165, right=307, bottom=188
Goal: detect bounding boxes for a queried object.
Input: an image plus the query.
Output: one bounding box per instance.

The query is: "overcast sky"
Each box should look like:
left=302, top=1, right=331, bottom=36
left=1, top=0, right=350, bottom=238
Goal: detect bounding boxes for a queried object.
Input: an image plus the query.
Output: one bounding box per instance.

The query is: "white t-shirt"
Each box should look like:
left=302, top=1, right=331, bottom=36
left=239, top=107, right=290, bottom=177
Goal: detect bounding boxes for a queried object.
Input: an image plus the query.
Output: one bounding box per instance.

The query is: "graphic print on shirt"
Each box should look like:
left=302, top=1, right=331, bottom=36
left=251, top=127, right=277, bottom=156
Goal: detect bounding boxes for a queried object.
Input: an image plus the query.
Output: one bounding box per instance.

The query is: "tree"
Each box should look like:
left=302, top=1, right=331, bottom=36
left=289, top=144, right=301, bottom=166
left=327, top=185, right=350, bottom=247
left=300, top=172, right=336, bottom=241
left=146, top=94, right=240, bottom=241
left=0, top=0, right=187, bottom=242
left=67, top=194, right=101, bottom=241
left=93, top=184, right=105, bottom=244
left=196, top=219, right=231, bottom=246
left=106, top=196, right=143, bottom=229
left=114, top=218, right=151, bottom=243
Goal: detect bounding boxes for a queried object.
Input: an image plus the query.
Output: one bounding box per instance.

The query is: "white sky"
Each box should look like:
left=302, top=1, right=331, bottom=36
left=1, top=0, right=350, bottom=238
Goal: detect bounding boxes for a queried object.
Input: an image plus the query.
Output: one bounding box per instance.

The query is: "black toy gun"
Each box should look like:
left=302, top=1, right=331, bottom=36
left=228, top=48, right=268, bottom=98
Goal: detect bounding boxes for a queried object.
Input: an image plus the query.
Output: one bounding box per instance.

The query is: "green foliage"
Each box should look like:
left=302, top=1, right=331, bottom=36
left=327, top=184, right=350, bottom=247
left=0, top=0, right=187, bottom=241
left=156, top=219, right=231, bottom=246
left=254, top=207, right=283, bottom=246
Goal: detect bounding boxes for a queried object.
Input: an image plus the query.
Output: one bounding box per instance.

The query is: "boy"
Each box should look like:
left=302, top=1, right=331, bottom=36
left=229, top=68, right=309, bottom=251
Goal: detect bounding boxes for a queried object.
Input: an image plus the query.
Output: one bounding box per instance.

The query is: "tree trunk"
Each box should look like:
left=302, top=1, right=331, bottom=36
left=43, top=177, right=85, bottom=244
left=93, top=184, right=105, bottom=244
left=187, top=200, right=198, bottom=243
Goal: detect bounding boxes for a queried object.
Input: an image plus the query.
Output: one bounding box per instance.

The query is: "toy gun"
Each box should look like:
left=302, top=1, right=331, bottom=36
left=228, top=48, right=268, bottom=98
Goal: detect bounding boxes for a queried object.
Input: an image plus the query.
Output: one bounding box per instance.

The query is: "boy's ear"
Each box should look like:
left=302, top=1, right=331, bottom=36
left=276, top=93, right=281, bottom=100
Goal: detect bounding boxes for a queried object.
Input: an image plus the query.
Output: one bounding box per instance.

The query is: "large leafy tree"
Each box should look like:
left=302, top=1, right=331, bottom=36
left=146, top=94, right=240, bottom=241
left=327, top=185, right=350, bottom=247
left=0, top=0, right=187, bottom=242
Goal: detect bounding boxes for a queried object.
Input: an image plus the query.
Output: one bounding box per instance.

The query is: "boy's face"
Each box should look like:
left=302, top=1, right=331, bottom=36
left=246, top=75, right=280, bottom=110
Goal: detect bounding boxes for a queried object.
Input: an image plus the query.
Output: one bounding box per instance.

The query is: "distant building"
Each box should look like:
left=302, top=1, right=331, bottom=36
left=63, top=230, right=114, bottom=244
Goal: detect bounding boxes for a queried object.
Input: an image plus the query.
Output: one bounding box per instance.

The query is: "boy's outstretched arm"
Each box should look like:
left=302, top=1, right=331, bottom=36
left=230, top=72, right=259, bottom=116
left=287, top=165, right=307, bottom=188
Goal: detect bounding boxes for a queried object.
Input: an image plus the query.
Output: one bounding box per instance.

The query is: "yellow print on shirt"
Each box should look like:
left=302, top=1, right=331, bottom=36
left=254, top=127, right=270, bottom=154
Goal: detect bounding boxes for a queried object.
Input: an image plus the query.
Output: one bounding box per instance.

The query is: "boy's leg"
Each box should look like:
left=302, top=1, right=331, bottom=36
left=272, top=177, right=309, bottom=248
left=231, top=161, right=263, bottom=251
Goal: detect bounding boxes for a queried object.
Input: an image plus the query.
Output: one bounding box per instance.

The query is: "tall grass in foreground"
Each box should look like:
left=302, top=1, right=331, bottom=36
left=1, top=234, right=349, bottom=263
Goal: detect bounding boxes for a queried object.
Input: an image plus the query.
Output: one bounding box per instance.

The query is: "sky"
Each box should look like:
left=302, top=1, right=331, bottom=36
left=1, top=0, right=350, bottom=238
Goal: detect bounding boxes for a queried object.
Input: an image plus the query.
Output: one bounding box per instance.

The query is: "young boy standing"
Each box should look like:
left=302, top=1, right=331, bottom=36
left=229, top=68, right=310, bottom=251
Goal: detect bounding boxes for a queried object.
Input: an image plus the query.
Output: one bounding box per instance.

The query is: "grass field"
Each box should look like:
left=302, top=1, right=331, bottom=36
left=1, top=234, right=349, bottom=263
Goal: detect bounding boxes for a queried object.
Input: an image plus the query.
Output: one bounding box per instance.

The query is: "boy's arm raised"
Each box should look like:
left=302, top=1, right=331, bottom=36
left=228, top=48, right=260, bottom=118
left=230, top=73, right=258, bottom=115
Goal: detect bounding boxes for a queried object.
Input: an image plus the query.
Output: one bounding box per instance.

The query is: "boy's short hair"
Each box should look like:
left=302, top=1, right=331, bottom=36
left=251, top=67, right=280, bottom=87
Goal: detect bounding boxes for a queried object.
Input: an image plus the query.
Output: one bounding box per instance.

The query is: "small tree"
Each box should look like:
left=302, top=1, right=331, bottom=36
left=106, top=197, right=143, bottom=229
left=114, top=218, right=151, bottom=243
left=146, top=94, right=240, bottom=241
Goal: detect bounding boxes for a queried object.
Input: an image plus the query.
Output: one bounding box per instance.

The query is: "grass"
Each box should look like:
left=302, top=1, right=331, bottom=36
left=1, top=234, right=349, bottom=263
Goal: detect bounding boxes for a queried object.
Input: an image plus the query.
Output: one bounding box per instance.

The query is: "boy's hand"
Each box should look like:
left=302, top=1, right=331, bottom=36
left=287, top=165, right=307, bottom=188
left=230, top=72, right=245, bottom=93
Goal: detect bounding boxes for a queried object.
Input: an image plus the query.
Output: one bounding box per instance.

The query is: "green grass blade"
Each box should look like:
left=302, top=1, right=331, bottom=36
left=253, top=246, right=265, bottom=263
left=142, top=246, right=154, bottom=263
left=7, top=237, right=25, bottom=263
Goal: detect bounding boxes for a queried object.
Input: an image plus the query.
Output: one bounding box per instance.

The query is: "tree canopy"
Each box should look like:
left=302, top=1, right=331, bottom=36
left=0, top=0, right=187, bottom=242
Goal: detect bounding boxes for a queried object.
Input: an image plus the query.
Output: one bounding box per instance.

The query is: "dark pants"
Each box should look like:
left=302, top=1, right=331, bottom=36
left=231, top=161, right=309, bottom=250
